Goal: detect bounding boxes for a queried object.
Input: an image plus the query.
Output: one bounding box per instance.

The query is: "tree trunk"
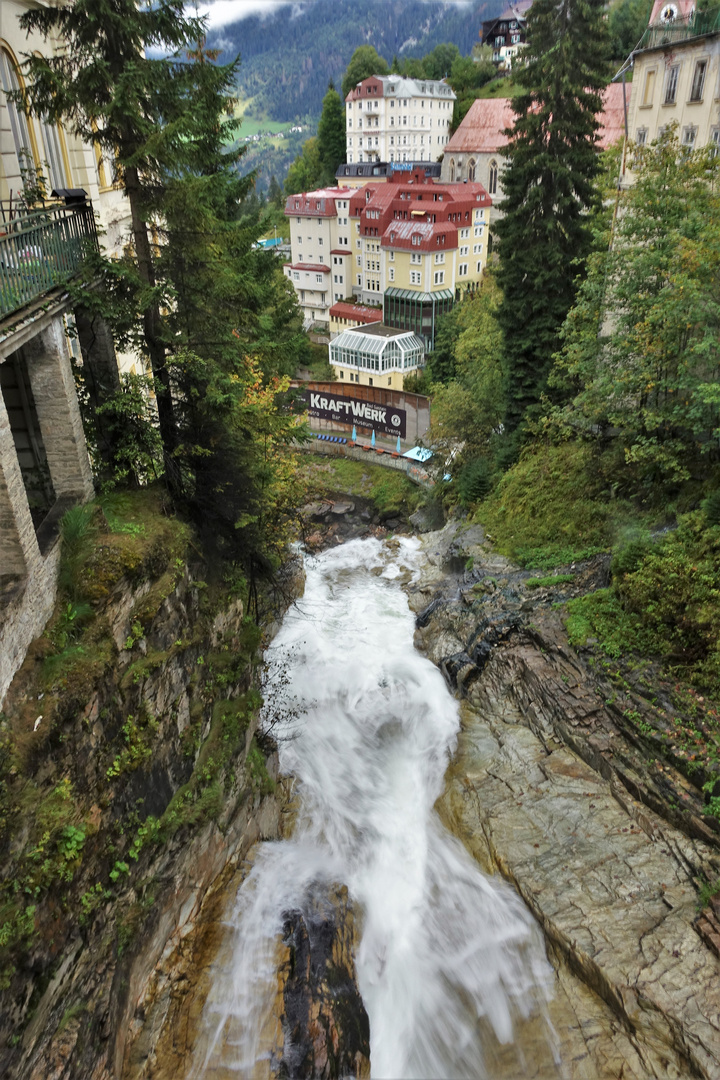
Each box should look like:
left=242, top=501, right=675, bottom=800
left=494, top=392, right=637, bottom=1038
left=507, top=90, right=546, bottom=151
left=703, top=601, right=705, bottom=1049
left=124, top=163, right=182, bottom=498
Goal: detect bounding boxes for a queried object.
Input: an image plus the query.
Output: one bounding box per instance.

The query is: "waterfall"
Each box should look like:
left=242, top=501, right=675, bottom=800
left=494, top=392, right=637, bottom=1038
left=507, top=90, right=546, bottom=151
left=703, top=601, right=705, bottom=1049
left=189, top=537, right=559, bottom=1079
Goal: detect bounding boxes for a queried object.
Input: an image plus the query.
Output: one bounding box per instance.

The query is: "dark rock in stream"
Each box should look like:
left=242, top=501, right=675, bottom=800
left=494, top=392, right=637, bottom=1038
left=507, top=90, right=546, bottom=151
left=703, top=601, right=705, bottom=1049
left=278, top=885, right=370, bottom=1079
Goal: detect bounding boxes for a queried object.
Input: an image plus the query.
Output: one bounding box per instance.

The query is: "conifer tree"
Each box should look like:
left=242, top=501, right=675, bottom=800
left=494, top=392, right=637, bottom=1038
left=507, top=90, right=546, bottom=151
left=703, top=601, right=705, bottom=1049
left=494, top=0, right=610, bottom=437
left=317, top=82, right=346, bottom=184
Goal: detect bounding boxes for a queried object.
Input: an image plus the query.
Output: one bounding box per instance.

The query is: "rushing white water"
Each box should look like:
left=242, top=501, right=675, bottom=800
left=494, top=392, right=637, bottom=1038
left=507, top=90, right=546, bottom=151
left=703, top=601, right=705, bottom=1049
left=190, top=537, right=560, bottom=1079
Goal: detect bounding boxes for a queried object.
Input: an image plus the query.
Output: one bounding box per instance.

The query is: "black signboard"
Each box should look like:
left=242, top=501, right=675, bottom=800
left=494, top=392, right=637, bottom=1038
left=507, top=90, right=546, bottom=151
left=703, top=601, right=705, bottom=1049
left=303, top=390, right=406, bottom=439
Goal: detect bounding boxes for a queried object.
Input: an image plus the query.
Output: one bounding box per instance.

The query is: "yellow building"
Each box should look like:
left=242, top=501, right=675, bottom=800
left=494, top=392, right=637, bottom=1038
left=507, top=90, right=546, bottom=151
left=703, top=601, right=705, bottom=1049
left=626, top=0, right=720, bottom=153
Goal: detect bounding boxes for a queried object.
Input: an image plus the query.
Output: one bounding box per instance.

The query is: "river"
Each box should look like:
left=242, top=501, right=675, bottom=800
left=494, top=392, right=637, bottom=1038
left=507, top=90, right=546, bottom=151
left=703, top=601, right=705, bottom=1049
left=187, top=536, right=560, bottom=1078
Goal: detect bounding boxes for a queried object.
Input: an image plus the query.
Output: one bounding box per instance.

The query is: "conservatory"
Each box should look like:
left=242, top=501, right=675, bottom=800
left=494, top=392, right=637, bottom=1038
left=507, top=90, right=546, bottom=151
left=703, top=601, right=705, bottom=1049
left=329, top=323, right=425, bottom=391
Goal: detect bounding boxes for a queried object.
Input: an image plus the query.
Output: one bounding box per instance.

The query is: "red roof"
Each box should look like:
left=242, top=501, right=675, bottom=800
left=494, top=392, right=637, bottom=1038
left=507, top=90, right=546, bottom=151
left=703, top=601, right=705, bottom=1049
left=598, top=83, right=626, bottom=150
left=285, top=263, right=330, bottom=273
left=284, top=187, right=353, bottom=218
left=330, top=249, right=352, bottom=255
left=381, top=220, right=457, bottom=252
left=329, top=303, right=383, bottom=323
left=445, top=85, right=629, bottom=157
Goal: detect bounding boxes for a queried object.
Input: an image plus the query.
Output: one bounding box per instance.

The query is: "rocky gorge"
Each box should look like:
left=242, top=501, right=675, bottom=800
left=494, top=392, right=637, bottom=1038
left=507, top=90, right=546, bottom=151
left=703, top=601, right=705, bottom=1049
left=1, top=480, right=719, bottom=1078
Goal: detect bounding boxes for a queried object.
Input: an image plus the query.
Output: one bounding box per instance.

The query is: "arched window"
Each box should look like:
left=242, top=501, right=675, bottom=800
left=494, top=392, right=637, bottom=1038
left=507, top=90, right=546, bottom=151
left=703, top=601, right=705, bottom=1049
left=0, top=46, right=38, bottom=180
left=450, top=157, right=456, bottom=182
left=468, top=158, right=476, bottom=181
left=488, top=159, right=498, bottom=195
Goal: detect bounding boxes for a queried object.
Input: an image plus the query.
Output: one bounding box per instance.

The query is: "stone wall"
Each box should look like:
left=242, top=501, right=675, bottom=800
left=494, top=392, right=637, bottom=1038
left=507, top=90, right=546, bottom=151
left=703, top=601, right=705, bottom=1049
left=0, top=310, right=95, bottom=706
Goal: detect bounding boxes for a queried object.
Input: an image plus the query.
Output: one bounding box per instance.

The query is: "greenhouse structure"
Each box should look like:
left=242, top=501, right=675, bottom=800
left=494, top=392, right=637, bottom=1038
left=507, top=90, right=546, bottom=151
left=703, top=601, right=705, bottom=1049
left=329, top=323, right=425, bottom=390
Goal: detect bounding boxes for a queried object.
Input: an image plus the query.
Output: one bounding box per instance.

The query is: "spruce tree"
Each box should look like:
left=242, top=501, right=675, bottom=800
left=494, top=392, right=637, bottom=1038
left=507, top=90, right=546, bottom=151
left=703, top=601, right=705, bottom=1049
left=494, top=0, right=610, bottom=437
left=317, top=81, right=346, bottom=185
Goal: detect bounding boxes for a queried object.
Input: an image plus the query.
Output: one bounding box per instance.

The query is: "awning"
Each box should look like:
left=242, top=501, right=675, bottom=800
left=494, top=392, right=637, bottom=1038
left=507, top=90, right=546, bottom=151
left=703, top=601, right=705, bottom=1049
left=403, top=446, right=433, bottom=462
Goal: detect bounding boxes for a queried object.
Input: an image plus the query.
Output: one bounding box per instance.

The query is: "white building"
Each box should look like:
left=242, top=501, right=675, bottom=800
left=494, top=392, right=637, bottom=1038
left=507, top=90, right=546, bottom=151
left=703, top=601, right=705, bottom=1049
left=283, top=187, right=355, bottom=328
left=345, top=75, right=456, bottom=166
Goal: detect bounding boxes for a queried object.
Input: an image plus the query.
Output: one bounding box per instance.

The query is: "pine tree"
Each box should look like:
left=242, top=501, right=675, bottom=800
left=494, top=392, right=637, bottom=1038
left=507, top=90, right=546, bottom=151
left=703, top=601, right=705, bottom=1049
left=494, top=0, right=610, bottom=437
left=317, top=82, right=346, bottom=185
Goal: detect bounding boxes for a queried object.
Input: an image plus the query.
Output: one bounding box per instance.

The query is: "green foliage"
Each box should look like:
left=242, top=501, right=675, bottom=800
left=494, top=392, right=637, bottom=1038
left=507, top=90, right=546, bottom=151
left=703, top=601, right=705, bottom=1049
left=607, top=0, right=652, bottom=59
left=341, top=45, right=389, bottom=99
left=284, top=136, right=324, bottom=196
left=316, top=82, right=346, bottom=185
left=298, top=456, right=423, bottom=516
left=567, top=512, right=720, bottom=697
left=549, top=130, right=720, bottom=496
left=106, top=713, right=159, bottom=779
left=456, top=459, right=496, bottom=507
left=59, top=504, right=97, bottom=603
left=95, top=373, right=164, bottom=490
left=426, top=277, right=505, bottom=488
left=494, top=0, right=610, bottom=433
left=526, top=574, right=575, bottom=588
left=476, top=441, right=615, bottom=567
left=702, top=491, right=720, bottom=527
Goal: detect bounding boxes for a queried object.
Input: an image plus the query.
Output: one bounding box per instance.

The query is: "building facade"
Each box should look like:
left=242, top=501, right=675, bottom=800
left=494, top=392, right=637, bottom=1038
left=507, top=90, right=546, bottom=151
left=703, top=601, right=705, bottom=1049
left=345, top=75, right=455, bottom=165
left=626, top=0, right=720, bottom=154
left=328, top=301, right=382, bottom=339
left=282, top=187, right=354, bottom=328
left=480, top=0, right=533, bottom=69
left=335, top=161, right=442, bottom=188
left=348, top=170, right=492, bottom=333
left=441, top=84, right=628, bottom=202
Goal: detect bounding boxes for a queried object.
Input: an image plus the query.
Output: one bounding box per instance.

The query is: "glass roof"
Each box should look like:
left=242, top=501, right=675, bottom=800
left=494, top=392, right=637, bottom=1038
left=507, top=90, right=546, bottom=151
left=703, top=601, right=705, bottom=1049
left=385, top=287, right=455, bottom=302
left=331, top=327, right=425, bottom=356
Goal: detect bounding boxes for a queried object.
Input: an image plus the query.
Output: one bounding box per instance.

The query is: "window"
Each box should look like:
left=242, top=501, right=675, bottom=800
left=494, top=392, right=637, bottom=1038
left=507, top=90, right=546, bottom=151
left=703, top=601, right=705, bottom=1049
left=460, top=246, right=469, bottom=256
left=473, top=243, right=482, bottom=254
left=468, top=158, right=476, bottom=181
left=450, top=158, right=456, bottom=182
left=477, top=261, right=482, bottom=274
left=488, top=160, right=498, bottom=195
left=641, top=68, right=656, bottom=107
left=511, top=33, right=520, bottom=43
left=682, top=125, right=697, bottom=148
left=298, top=235, right=302, bottom=244
left=458, top=263, right=468, bottom=276
left=389, top=251, right=394, bottom=261
left=293, top=272, right=300, bottom=280
left=410, top=271, right=421, bottom=284
left=474, top=224, right=484, bottom=237
left=434, top=271, right=445, bottom=285
left=712, top=128, right=720, bottom=157
left=357, top=275, right=362, bottom=285
left=635, top=127, right=648, bottom=145
left=664, top=64, right=679, bottom=105
left=690, top=59, right=707, bottom=102
left=316, top=274, right=323, bottom=283
left=389, top=268, right=395, bottom=281
left=0, top=48, right=38, bottom=179
left=412, top=233, right=421, bottom=245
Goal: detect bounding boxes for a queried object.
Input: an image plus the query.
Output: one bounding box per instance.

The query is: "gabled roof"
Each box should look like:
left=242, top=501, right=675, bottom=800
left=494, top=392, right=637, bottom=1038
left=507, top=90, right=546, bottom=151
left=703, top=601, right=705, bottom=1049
left=286, top=263, right=330, bottom=273
left=445, top=84, right=629, bottom=158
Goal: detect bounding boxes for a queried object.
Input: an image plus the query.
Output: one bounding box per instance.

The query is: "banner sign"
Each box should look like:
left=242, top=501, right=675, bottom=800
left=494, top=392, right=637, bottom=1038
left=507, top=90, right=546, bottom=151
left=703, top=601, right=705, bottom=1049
left=303, top=390, right=407, bottom=439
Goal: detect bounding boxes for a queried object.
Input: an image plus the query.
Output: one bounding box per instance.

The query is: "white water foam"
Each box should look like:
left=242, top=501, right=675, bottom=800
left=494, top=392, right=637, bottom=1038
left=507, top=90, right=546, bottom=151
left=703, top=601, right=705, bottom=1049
left=190, top=537, right=559, bottom=1079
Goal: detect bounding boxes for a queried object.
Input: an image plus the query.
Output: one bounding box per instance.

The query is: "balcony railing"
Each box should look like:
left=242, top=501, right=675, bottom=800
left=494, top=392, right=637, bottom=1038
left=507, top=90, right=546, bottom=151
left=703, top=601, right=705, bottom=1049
left=0, top=202, right=99, bottom=320
left=638, top=9, right=720, bottom=50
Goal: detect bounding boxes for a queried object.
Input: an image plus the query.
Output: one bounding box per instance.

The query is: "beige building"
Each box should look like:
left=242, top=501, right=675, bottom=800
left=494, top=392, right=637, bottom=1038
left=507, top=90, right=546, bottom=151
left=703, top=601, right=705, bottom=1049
left=345, top=75, right=455, bottom=166
left=283, top=187, right=354, bottom=329
left=328, top=300, right=382, bottom=339
left=1, top=2, right=131, bottom=260
left=626, top=0, right=720, bottom=153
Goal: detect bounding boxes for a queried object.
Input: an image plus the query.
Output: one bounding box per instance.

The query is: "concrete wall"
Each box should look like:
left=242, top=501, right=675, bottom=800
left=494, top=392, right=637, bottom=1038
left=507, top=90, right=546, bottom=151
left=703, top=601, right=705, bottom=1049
left=0, top=311, right=94, bottom=705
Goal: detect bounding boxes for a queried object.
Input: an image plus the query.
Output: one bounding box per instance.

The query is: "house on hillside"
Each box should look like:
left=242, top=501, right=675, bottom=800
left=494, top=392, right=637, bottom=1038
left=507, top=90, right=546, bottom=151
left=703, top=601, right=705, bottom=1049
left=440, top=84, right=628, bottom=204
left=625, top=0, right=720, bottom=154
left=480, top=0, right=533, bottom=69
left=345, top=75, right=455, bottom=166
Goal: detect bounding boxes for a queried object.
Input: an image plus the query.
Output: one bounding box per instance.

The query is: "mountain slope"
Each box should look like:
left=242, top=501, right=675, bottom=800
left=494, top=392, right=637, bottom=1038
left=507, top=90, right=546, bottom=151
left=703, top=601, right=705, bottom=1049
left=210, top=0, right=500, bottom=121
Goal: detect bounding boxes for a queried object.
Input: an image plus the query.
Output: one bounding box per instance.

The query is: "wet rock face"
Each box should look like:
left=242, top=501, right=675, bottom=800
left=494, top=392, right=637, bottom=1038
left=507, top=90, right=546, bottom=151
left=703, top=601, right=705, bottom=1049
left=278, top=886, right=370, bottom=1079
left=300, top=494, right=408, bottom=552
left=409, top=520, right=720, bottom=1079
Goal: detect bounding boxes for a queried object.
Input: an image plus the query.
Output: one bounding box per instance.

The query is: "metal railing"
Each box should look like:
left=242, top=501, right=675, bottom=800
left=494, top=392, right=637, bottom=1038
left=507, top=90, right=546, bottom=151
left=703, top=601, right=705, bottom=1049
left=0, top=202, right=99, bottom=320
left=639, top=9, right=720, bottom=50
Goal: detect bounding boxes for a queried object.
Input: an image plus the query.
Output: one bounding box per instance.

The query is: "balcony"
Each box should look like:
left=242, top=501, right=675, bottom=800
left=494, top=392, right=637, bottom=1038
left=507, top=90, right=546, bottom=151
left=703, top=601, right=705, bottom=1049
left=638, top=9, right=720, bottom=51
left=0, top=199, right=99, bottom=321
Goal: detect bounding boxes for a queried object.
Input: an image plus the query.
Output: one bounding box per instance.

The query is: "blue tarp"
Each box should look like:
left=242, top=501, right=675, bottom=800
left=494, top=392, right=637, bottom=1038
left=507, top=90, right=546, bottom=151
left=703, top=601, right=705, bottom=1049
left=402, top=446, right=433, bottom=463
